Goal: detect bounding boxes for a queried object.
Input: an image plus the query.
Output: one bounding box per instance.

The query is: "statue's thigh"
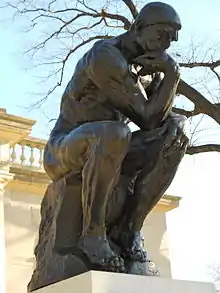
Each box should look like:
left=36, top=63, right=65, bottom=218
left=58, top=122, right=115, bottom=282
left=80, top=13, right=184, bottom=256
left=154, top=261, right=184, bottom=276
left=57, top=120, right=130, bottom=172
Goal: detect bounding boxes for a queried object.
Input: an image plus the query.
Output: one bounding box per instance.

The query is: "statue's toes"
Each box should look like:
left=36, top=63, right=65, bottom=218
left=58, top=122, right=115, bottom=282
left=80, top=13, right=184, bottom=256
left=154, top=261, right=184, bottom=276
left=131, top=250, right=142, bottom=261
left=103, top=256, right=126, bottom=273
left=111, top=256, right=126, bottom=272
left=139, top=250, right=147, bottom=262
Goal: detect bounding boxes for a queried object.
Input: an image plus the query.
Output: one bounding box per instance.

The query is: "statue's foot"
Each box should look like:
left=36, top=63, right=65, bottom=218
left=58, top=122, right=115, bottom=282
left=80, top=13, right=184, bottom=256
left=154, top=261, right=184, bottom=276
left=119, top=231, right=147, bottom=263
left=76, top=234, right=126, bottom=273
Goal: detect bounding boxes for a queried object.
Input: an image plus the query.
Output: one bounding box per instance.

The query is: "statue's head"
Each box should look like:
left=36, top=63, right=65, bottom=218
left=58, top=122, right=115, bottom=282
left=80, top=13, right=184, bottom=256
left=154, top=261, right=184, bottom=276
left=130, top=2, right=181, bottom=52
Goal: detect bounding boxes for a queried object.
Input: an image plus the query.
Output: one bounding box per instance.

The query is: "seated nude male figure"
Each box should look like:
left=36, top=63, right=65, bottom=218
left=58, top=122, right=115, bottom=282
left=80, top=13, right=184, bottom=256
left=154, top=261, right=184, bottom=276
left=44, top=2, right=188, bottom=273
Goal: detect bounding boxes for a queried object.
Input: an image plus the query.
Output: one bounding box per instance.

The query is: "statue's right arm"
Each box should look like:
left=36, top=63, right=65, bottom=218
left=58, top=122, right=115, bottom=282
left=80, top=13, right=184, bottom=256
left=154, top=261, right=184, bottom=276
left=86, top=43, right=180, bottom=130
left=86, top=43, right=152, bottom=130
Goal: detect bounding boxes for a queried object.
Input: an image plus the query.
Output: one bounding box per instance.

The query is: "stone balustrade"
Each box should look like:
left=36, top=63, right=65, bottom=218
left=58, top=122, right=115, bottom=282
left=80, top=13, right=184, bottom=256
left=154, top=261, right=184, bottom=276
left=10, top=136, right=47, bottom=170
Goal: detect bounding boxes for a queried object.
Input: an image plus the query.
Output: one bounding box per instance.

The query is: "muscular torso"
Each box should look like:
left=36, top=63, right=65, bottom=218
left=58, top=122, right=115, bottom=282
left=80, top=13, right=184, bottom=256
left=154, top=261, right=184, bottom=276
left=50, top=38, right=147, bottom=138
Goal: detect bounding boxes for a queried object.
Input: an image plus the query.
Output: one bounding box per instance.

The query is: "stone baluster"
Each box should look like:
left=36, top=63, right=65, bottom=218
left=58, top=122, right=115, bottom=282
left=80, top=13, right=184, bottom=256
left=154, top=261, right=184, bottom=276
left=29, top=143, right=35, bottom=167
left=20, top=142, right=26, bottom=166
left=10, top=146, right=16, bottom=164
left=12, top=138, right=46, bottom=169
left=38, top=145, right=44, bottom=168
left=10, top=139, right=46, bottom=169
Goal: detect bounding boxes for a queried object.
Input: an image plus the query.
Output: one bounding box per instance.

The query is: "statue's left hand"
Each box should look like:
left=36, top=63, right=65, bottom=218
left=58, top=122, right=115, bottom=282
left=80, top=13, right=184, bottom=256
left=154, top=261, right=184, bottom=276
left=163, top=115, right=189, bottom=157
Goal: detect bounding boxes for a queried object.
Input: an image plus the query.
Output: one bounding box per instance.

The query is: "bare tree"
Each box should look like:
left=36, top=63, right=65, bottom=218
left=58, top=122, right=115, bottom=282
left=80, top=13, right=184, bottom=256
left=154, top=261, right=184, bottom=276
left=2, top=0, right=220, bottom=155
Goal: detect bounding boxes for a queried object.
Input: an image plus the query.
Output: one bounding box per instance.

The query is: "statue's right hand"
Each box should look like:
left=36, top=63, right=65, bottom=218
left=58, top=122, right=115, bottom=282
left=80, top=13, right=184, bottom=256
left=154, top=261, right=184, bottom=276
left=161, top=53, right=180, bottom=74
left=133, top=52, right=179, bottom=75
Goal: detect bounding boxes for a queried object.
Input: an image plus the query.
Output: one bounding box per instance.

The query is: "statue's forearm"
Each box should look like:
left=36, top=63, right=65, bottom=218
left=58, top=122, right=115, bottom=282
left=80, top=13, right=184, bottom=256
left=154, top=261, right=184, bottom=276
left=144, top=70, right=180, bottom=128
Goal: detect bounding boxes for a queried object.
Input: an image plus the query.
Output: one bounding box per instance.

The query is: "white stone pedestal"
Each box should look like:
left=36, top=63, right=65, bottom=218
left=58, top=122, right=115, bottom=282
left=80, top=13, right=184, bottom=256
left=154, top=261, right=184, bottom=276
left=34, top=271, right=215, bottom=293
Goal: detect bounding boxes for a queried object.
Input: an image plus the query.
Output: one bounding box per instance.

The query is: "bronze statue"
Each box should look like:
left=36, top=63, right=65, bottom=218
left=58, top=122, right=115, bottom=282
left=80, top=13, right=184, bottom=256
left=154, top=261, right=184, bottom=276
left=28, top=2, right=188, bottom=291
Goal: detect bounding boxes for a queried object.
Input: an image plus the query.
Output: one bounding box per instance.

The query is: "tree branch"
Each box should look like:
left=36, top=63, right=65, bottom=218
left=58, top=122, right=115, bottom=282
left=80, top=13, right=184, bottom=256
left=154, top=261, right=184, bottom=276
left=179, top=60, right=220, bottom=69
left=177, top=79, right=220, bottom=124
left=172, top=107, right=198, bottom=118
left=25, top=12, right=90, bottom=56
left=187, top=144, right=220, bottom=155
left=100, top=9, right=131, bottom=29
left=103, top=18, right=125, bottom=29
left=6, top=2, right=131, bottom=30
left=122, top=0, right=138, bottom=19
left=4, top=3, right=87, bottom=15
left=77, top=0, right=99, bottom=13
left=69, top=18, right=104, bottom=37
left=210, top=67, right=220, bottom=84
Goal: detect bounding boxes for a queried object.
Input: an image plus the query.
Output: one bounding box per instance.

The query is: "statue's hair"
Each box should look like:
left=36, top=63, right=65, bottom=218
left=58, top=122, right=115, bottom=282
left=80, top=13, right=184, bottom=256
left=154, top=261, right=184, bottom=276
left=130, top=2, right=181, bottom=32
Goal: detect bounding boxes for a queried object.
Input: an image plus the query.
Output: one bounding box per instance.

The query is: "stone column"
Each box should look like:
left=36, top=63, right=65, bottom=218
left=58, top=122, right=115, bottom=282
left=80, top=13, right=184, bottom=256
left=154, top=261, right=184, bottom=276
left=142, top=195, right=181, bottom=277
left=0, top=173, right=13, bottom=293
left=0, top=108, right=35, bottom=293
left=0, top=137, right=14, bottom=293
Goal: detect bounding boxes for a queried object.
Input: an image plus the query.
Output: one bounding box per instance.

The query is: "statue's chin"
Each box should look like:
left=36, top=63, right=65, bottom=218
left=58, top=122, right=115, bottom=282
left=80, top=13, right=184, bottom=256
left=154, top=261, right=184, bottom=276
left=143, top=46, right=165, bottom=56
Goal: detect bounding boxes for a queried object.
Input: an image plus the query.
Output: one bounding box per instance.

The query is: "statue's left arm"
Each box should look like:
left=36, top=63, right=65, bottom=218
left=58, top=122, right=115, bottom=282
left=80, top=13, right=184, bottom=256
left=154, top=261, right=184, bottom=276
left=141, top=72, right=186, bottom=127
left=140, top=72, right=188, bottom=153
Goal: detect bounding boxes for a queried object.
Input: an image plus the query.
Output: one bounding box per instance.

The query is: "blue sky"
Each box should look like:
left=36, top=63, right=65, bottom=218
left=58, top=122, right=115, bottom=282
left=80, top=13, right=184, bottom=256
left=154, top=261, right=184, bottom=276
left=1, top=0, right=220, bottom=283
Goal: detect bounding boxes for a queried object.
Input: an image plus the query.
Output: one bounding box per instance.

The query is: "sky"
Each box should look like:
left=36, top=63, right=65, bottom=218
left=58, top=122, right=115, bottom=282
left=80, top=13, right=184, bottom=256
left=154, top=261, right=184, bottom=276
left=1, top=0, right=220, bottom=284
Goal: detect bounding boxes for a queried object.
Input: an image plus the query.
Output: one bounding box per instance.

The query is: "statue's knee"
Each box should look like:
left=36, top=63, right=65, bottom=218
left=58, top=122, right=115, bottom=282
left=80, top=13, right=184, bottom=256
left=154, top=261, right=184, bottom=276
left=103, top=122, right=131, bottom=153
left=110, top=122, right=131, bottom=141
left=87, top=122, right=131, bottom=158
left=163, top=145, right=186, bottom=164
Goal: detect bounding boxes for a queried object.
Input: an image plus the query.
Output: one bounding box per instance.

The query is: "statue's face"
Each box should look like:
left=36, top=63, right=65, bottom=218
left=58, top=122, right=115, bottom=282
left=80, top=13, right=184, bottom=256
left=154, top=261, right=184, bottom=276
left=136, top=23, right=178, bottom=53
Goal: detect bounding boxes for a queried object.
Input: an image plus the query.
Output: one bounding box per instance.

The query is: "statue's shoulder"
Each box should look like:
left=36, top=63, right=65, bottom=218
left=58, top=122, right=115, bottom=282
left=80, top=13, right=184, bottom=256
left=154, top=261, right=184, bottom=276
left=73, top=39, right=118, bottom=74
left=90, top=38, right=122, bottom=57
left=85, top=39, right=127, bottom=75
